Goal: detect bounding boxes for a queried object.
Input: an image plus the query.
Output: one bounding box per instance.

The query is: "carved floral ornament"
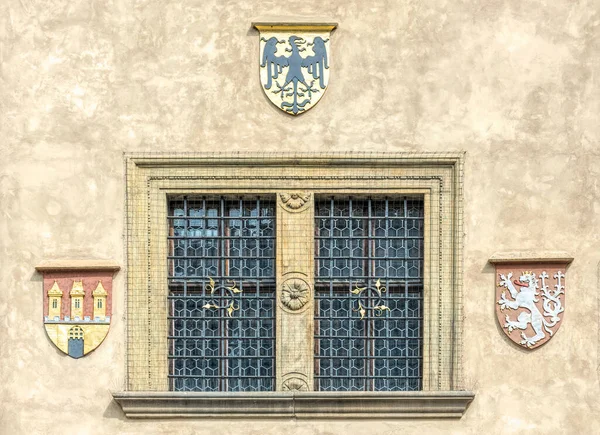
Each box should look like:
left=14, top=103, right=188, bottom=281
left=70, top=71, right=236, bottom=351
left=279, top=192, right=311, bottom=210
left=282, top=377, right=309, bottom=391
left=281, top=278, right=310, bottom=310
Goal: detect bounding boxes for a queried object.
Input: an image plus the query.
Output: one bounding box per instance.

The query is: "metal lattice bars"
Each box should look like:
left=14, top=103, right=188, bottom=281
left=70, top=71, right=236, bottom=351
left=314, top=197, right=424, bottom=391
left=167, top=196, right=276, bottom=392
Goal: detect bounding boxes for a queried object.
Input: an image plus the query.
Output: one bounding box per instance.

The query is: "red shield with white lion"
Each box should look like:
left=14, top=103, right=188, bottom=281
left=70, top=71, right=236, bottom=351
left=495, top=264, right=566, bottom=349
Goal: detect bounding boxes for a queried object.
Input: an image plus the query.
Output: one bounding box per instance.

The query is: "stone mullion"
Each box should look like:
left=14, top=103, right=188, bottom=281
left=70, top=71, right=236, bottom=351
left=275, top=192, right=315, bottom=392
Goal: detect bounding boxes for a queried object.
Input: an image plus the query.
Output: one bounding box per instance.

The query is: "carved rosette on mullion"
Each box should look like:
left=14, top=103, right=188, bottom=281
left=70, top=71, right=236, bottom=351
left=276, top=192, right=314, bottom=391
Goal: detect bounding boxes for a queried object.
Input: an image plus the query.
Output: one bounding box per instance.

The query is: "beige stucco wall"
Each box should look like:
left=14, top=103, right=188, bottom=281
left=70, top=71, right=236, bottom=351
left=1, top=0, right=599, bottom=433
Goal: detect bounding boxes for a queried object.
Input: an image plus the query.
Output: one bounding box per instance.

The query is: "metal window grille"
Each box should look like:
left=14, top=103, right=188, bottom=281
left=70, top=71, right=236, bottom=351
left=167, top=196, right=276, bottom=392
left=314, top=197, right=424, bottom=391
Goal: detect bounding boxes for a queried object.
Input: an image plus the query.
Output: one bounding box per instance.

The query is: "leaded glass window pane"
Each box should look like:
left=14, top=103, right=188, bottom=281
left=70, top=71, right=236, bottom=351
left=167, top=196, right=276, bottom=392
left=314, top=197, right=424, bottom=391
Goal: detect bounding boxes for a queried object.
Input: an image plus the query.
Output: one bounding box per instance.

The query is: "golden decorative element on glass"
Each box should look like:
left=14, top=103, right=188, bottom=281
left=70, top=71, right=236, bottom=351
left=201, top=278, right=242, bottom=318
left=206, top=277, right=216, bottom=294
left=226, top=284, right=242, bottom=294
left=353, top=300, right=367, bottom=320
left=201, top=301, right=239, bottom=317
left=226, top=301, right=239, bottom=317
left=281, top=278, right=310, bottom=311
left=351, top=279, right=391, bottom=320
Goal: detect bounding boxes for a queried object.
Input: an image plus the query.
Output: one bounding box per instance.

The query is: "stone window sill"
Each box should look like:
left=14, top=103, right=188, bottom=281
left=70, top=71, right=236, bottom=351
left=112, top=390, right=475, bottom=419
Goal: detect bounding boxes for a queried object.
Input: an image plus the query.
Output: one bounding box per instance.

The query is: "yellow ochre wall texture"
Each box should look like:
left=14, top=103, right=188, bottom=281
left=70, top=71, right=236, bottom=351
left=0, top=0, right=598, bottom=434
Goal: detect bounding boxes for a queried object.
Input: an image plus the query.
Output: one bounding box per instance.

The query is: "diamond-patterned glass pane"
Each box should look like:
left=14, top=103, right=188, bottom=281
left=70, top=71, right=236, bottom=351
left=168, top=197, right=275, bottom=392
left=315, top=197, right=424, bottom=391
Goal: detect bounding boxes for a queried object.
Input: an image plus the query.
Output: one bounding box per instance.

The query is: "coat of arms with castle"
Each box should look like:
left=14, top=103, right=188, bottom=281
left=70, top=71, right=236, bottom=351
left=36, top=261, right=119, bottom=358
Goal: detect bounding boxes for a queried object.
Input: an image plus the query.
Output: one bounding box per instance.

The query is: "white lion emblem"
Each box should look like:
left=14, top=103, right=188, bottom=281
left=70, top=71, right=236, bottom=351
left=497, top=270, right=564, bottom=348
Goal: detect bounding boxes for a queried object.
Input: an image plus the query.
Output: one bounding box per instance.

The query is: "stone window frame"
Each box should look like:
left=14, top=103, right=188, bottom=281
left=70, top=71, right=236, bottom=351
left=112, top=153, right=474, bottom=418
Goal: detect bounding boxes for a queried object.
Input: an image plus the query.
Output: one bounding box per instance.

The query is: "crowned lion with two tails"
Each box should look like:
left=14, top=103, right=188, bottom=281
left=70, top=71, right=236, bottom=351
left=497, top=269, right=565, bottom=348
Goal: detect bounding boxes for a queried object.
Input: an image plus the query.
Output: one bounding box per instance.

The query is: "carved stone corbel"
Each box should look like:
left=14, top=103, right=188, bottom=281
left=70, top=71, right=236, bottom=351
left=279, top=192, right=312, bottom=212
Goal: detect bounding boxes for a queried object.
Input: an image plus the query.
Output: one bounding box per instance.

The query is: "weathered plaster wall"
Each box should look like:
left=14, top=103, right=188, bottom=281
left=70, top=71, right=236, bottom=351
left=0, top=0, right=598, bottom=433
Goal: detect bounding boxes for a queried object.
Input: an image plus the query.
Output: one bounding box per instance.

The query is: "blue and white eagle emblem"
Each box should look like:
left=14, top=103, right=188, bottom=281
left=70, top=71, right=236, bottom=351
left=255, top=23, right=336, bottom=115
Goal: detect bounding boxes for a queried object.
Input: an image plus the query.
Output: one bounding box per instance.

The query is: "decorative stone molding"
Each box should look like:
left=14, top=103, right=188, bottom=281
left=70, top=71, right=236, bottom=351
left=282, top=377, right=309, bottom=391
left=279, top=192, right=311, bottom=211
left=281, top=278, right=310, bottom=311
left=112, top=391, right=475, bottom=419
left=124, top=153, right=464, bottom=393
left=35, top=259, right=121, bottom=272
left=488, top=251, right=573, bottom=264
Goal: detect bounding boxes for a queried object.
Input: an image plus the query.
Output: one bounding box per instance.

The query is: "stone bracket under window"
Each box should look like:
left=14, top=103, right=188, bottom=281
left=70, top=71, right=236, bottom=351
left=112, top=390, right=475, bottom=418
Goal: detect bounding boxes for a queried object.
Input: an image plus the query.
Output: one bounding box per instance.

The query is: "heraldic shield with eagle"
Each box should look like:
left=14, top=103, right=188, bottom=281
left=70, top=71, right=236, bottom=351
left=254, top=23, right=336, bottom=115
